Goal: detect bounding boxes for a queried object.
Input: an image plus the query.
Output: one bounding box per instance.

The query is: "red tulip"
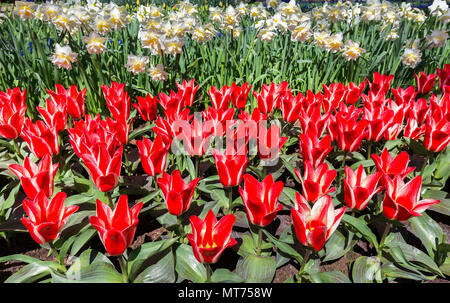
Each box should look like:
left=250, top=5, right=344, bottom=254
left=436, top=64, right=450, bottom=92
left=101, top=82, right=130, bottom=121
left=291, top=193, right=346, bottom=251
left=22, top=192, right=79, bottom=245
left=257, top=123, right=288, bottom=161
left=391, top=86, right=417, bottom=106
left=363, top=106, right=394, bottom=142
left=9, top=154, right=58, bottom=200
left=343, top=165, right=382, bottom=211
left=298, top=105, right=330, bottom=137
left=239, top=174, right=284, bottom=227
left=212, top=146, right=248, bottom=187
left=158, top=90, right=184, bottom=117
left=81, top=144, right=123, bottom=192
left=136, top=135, right=170, bottom=177
left=176, top=117, right=214, bottom=156
left=202, top=107, right=236, bottom=137
left=187, top=209, right=237, bottom=264
left=403, top=117, right=426, bottom=141
left=322, top=82, right=346, bottom=112
left=47, top=84, right=86, bottom=120
left=327, top=109, right=368, bottom=152
left=383, top=100, right=405, bottom=141
left=68, top=114, right=121, bottom=158
left=371, top=148, right=415, bottom=181
left=230, top=82, right=251, bottom=109
left=295, top=161, right=336, bottom=203
left=209, top=85, right=232, bottom=111
left=298, top=129, right=333, bottom=168
left=415, top=71, right=437, bottom=95
left=0, top=87, right=27, bottom=139
left=157, top=170, right=200, bottom=216
left=21, top=118, right=59, bottom=159
left=280, top=91, right=303, bottom=123
left=382, top=175, right=440, bottom=221
left=105, top=116, right=132, bottom=145
left=133, top=93, right=158, bottom=122
left=37, top=95, right=67, bottom=132
left=423, top=118, right=450, bottom=152
left=367, top=72, right=394, bottom=99
left=176, top=79, right=199, bottom=107
left=345, top=81, right=366, bottom=105
left=89, top=195, right=143, bottom=256
left=253, top=82, right=290, bottom=114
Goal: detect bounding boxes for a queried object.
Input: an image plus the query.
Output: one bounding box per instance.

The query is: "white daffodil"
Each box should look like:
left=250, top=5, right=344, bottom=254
left=325, top=32, right=344, bottom=53
left=429, top=0, right=449, bottom=16
left=149, top=64, right=168, bottom=81
left=291, top=23, right=312, bottom=42
left=83, top=32, right=107, bottom=55
left=401, top=48, right=422, bottom=68
left=13, top=1, right=36, bottom=20
left=342, top=40, right=365, bottom=61
left=426, top=29, right=449, bottom=48
left=50, top=44, right=78, bottom=69
left=125, top=54, right=149, bottom=75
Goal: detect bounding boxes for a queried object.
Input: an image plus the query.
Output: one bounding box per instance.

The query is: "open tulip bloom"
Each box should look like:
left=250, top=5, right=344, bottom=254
left=89, top=195, right=143, bottom=256
left=344, top=165, right=382, bottom=211
left=22, top=192, right=79, bottom=245
left=239, top=174, right=284, bottom=227
left=291, top=193, right=346, bottom=251
left=187, top=210, right=237, bottom=264
left=157, top=170, right=200, bottom=216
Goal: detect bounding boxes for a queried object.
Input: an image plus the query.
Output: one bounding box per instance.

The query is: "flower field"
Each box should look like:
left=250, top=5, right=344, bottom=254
left=0, top=0, right=449, bottom=284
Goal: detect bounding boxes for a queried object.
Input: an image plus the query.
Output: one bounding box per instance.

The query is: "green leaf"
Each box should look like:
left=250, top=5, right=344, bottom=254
left=352, top=256, right=382, bottom=283
left=127, top=237, right=179, bottom=281
left=262, top=229, right=303, bottom=263
left=0, top=254, right=64, bottom=272
left=409, top=213, right=444, bottom=258
left=59, top=262, right=123, bottom=283
left=323, top=230, right=353, bottom=262
left=211, top=268, right=244, bottom=283
left=236, top=254, right=277, bottom=283
left=342, top=214, right=378, bottom=249
left=134, top=250, right=175, bottom=283
left=70, top=228, right=97, bottom=257
left=381, top=263, right=436, bottom=282
left=308, top=271, right=351, bottom=283
left=5, top=263, right=51, bottom=283
left=237, top=234, right=257, bottom=257
left=175, top=244, right=207, bottom=283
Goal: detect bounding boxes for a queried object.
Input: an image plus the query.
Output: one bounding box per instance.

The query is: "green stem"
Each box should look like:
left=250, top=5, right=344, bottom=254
left=256, top=228, right=263, bottom=256
left=367, top=140, right=372, bottom=161
left=420, top=153, right=430, bottom=176
left=226, top=187, right=233, bottom=214
left=377, top=222, right=391, bottom=259
left=118, top=255, right=129, bottom=283
left=338, top=151, right=348, bottom=187
left=205, top=263, right=212, bottom=283
left=195, top=156, right=200, bottom=178
left=48, top=241, right=66, bottom=271
left=297, top=248, right=312, bottom=283
left=106, top=191, right=114, bottom=208
left=13, top=138, right=21, bottom=161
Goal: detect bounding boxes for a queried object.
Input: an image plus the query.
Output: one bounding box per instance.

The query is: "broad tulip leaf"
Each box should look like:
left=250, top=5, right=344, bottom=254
left=308, top=271, right=351, bottom=283
left=211, top=268, right=244, bottom=283
left=342, top=214, right=378, bottom=249
left=134, top=250, right=175, bottom=283
left=439, top=256, right=450, bottom=276
left=262, top=229, right=303, bottom=262
left=5, top=262, right=51, bottom=283
left=323, top=230, right=353, bottom=262
left=352, top=256, right=382, bottom=283
left=0, top=254, right=64, bottom=272
left=385, top=241, right=443, bottom=276
left=409, top=213, right=444, bottom=258
left=236, top=254, right=277, bottom=283
left=237, top=234, right=257, bottom=257
left=70, top=227, right=97, bottom=257
left=381, top=263, right=436, bottom=282
left=60, top=262, right=123, bottom=283
left=128, top=237, right=178, bottom=280
left=175, top=244, right=207, bottom=283
left=65, top=194, right=96, bottom=206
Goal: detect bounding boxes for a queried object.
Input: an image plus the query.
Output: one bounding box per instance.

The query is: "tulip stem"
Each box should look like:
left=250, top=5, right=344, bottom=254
left=106, top=191, right=113, bottom=208
left=48, top=241, right=66, bottom=271
left=118, top=255, right=129, bottom=283
left=195, top=156, right=200, bottom=178
left=338, top=151, right=348, bottom=186
left=205, top=263, right=212, bottom=283
left=367, top=141, right=372, bottom=161
left=377, top=222, right=391, bottom=259
left=13, top=138, right=20, bottom=160
left=226, top=187, right=233, bottom=214
left=297, top=248, right=312, bottom=283
left=256, top=228, right=263, bottom=256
